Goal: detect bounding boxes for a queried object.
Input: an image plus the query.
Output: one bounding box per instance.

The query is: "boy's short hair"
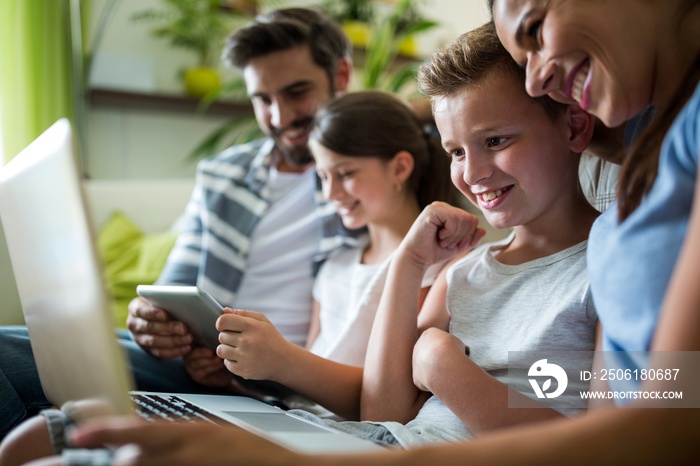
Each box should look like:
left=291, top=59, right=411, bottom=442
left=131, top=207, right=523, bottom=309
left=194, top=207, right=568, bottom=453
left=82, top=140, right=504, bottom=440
left=418, top=22, right=565, bottom=122
left=223, top=8, right=351, bottom=83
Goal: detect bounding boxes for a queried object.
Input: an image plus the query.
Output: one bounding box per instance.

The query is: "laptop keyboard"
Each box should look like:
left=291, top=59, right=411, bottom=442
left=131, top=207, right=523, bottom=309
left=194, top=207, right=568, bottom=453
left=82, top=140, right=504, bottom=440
left=131, top=393, right=221, bottom=424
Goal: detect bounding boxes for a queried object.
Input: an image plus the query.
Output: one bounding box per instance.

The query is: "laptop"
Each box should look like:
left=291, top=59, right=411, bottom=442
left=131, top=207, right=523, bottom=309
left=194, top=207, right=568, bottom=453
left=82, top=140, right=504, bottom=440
left=0, top=119, right=382, bottom=453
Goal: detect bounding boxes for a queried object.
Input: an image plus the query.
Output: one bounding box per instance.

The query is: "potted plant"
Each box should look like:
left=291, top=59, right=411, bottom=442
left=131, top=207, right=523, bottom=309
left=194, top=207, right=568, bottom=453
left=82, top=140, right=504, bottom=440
left=132, top=0, right=246, bottom=98
left=321, top=0, right=374, bottom=49
left=322, top=0, right=434, bottom=58
left=189, top=0, right=439, bottom=159
left=360, top=0, right=438, bottom=90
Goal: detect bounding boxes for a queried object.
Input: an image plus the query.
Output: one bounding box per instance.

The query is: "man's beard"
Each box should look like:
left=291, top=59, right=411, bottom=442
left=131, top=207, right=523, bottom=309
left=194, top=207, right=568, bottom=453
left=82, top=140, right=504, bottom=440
left=276, top=138, right=313, bottom=167
left=271, top=116, right=315, bottom=167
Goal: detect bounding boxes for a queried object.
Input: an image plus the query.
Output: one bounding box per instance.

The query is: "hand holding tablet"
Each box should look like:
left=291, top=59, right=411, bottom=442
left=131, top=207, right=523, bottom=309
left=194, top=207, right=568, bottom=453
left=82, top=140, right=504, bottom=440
left=136, top=285, right=224, bottom=350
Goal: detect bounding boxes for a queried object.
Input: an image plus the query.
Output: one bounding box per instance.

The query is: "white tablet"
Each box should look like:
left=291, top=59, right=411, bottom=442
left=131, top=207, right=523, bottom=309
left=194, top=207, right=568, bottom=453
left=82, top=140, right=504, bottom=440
left=136, top=285, right=224, bottom=349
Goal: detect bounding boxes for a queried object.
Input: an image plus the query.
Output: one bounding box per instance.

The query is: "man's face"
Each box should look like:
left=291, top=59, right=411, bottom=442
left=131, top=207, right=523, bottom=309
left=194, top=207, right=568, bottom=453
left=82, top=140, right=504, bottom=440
left=244, top=45, right=344, bottom=168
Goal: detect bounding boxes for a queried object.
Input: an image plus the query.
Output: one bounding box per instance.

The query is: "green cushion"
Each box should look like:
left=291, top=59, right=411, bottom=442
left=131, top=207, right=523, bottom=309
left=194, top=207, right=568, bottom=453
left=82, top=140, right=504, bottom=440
left=97, top=212, right=177, bottom=328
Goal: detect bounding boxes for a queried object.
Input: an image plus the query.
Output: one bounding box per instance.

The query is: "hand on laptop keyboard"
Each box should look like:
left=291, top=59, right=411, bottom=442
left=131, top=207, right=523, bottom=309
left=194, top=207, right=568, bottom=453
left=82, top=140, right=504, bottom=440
left=132, top=394, right=223, bottom=424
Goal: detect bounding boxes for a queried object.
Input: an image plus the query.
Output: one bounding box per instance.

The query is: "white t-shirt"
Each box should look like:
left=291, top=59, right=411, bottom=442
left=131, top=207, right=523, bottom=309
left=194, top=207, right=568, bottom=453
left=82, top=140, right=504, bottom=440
left=381, top=233, right=597, bottom=447
left=234, top=168, right=321, bottom=346
left=310, top=244, right=445, bottom=366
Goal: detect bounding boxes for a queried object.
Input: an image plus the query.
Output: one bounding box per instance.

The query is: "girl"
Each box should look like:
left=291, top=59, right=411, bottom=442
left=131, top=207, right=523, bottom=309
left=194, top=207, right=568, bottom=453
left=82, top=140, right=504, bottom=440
left=186, top=91, right=456, bottom=419
left=184, top=90, right=457, bottom=421
left=0, top=91, right=459, bottom=465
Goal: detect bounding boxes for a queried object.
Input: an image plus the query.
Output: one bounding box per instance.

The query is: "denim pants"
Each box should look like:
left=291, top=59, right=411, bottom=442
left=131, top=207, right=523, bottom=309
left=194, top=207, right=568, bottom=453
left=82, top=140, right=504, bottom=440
left=0, top=326, right=215, bottom=439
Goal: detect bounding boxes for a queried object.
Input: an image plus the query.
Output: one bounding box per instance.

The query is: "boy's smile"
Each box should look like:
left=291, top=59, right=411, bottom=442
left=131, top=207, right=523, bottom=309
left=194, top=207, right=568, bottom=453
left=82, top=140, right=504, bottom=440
left=475, top=185, right=514, bottom=209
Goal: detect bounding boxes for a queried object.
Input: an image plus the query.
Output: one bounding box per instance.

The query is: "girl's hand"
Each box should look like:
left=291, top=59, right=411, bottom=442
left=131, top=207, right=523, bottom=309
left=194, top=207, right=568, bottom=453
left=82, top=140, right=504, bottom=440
left=216, top=309, right=291, bottom=381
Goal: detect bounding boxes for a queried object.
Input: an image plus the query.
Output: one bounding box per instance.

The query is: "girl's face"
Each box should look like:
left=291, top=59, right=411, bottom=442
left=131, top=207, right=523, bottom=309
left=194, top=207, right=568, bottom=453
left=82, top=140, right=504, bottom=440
left=434, top=71, right=581, bottom=231
left=310, top=140, right=404, bottom=230
left=492, top=0, right=655, bottom=127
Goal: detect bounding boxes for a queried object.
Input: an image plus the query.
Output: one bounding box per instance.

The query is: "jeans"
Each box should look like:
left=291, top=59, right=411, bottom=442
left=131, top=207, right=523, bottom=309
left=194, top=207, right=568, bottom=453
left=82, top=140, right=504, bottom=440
left=289, top=409, right=399, bottom=446
left=0, top=326, right=215, bottom=439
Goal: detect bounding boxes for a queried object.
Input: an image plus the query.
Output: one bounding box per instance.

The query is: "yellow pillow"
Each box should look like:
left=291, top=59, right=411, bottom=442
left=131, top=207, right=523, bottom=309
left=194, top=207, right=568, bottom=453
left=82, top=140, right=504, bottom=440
left=97, top=212, right=177, bottom=328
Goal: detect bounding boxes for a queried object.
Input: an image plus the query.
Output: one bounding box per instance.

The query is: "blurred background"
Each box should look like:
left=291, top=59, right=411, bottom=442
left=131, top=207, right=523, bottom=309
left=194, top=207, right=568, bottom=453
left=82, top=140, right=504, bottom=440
left=0, top=0, right=495, bottom=326
left=0, top=0, right=490, bottom=178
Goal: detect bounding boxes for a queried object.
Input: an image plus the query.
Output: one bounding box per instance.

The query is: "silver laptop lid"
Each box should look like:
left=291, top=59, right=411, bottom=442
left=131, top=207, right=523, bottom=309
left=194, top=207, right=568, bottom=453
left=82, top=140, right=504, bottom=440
left=0, top=119, right=134, bottom=415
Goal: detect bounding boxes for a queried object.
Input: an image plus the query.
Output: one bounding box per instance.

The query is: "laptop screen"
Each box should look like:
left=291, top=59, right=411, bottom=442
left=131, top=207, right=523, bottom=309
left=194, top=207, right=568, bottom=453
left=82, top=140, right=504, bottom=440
left=0, top=119, right=134, bottom=415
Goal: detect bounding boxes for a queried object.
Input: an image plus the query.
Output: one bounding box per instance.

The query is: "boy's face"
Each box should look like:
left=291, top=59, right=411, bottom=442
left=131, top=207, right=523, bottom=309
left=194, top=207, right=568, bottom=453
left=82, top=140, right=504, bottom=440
left=244, top=45, right=349, bottom=168
left=434, top=71, right=580, bottom=231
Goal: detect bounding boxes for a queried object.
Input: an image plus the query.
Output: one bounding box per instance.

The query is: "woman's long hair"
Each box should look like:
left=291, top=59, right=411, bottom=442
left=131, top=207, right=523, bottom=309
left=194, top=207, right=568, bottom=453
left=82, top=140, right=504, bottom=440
left=618, top=55, right=700, bottom=220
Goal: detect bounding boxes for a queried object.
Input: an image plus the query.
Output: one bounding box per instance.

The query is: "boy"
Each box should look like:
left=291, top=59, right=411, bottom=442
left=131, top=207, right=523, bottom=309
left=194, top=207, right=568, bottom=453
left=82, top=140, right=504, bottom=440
left=357, top=22, right=600, bottom=446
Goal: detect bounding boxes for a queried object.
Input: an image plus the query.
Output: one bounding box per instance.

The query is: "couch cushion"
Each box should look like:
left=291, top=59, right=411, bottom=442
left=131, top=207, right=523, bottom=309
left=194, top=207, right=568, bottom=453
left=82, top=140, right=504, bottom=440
left=98, top=211, right=177, bottom=327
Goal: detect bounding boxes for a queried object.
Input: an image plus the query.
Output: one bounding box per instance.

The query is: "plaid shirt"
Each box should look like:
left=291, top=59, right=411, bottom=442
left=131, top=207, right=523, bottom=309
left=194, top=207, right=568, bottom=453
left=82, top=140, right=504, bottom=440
left=157, top=138, right=365, bottom=307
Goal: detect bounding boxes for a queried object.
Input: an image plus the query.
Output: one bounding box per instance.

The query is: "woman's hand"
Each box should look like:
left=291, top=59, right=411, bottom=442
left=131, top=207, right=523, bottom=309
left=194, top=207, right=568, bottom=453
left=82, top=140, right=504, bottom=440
left=70, top=417, right=305, bottom=466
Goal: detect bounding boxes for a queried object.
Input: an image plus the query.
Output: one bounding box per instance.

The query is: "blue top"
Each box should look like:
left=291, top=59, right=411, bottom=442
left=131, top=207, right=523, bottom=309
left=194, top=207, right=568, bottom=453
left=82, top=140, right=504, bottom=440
left=588, top=81, right=700, bottom=395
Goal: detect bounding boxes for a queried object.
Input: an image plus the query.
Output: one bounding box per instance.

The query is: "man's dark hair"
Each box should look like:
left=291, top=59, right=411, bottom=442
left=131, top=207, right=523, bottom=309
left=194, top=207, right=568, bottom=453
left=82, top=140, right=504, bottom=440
left=223, top=7, right=351, bottom=84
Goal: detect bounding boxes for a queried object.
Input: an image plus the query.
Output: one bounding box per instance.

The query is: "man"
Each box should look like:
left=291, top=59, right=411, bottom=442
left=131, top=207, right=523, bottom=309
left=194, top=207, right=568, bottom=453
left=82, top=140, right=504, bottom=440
left=0, top=7, right=360, bottom=439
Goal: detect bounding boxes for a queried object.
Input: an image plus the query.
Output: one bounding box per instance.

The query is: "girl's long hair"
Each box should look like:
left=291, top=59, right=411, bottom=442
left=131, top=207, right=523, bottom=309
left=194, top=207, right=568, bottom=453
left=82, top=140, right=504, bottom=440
left=311, top=90, right=458, bottom=208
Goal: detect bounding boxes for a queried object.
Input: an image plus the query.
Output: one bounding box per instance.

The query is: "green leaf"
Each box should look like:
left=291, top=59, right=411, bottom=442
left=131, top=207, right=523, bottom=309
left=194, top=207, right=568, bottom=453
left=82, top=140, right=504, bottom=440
left=187, top=116, right=260, bottom=160
left=386, top=64, right=418, bottom=93
left=395, top=19, right=438, bottom=39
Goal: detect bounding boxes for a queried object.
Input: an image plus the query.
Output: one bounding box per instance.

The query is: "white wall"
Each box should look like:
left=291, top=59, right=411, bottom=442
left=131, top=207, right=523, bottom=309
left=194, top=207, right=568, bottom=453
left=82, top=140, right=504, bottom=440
left=84, top=107, right=231, bottom=180
left=84, top=0, right=491, bottom=180
left=0, top=107, right=4, bottom=164
left=418, top=0, right=491, bottom=55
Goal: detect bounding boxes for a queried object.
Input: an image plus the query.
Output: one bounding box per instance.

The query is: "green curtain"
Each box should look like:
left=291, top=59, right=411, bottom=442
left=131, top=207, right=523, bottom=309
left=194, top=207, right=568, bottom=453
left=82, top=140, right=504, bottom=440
left=0, top=0, right=78, bottom=163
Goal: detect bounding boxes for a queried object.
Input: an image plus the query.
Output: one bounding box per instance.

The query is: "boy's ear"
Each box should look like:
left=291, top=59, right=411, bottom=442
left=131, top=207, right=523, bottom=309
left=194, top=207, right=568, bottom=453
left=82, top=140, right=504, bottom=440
left=567, top=105, right=595, bottom=154
left=391, top=150, right=415, bottom=183
left=333, top=58, right=352, bottom=93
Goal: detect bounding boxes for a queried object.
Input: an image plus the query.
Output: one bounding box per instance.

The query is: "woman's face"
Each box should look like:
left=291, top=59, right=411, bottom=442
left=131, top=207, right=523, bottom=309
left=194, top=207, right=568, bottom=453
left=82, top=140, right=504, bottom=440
left=492, top=0, right=656, bottom=127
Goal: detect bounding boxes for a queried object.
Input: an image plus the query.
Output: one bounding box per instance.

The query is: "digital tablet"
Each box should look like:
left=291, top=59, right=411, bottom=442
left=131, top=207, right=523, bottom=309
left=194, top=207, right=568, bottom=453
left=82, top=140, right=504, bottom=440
left=136, top=285, right=224, bottom=349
